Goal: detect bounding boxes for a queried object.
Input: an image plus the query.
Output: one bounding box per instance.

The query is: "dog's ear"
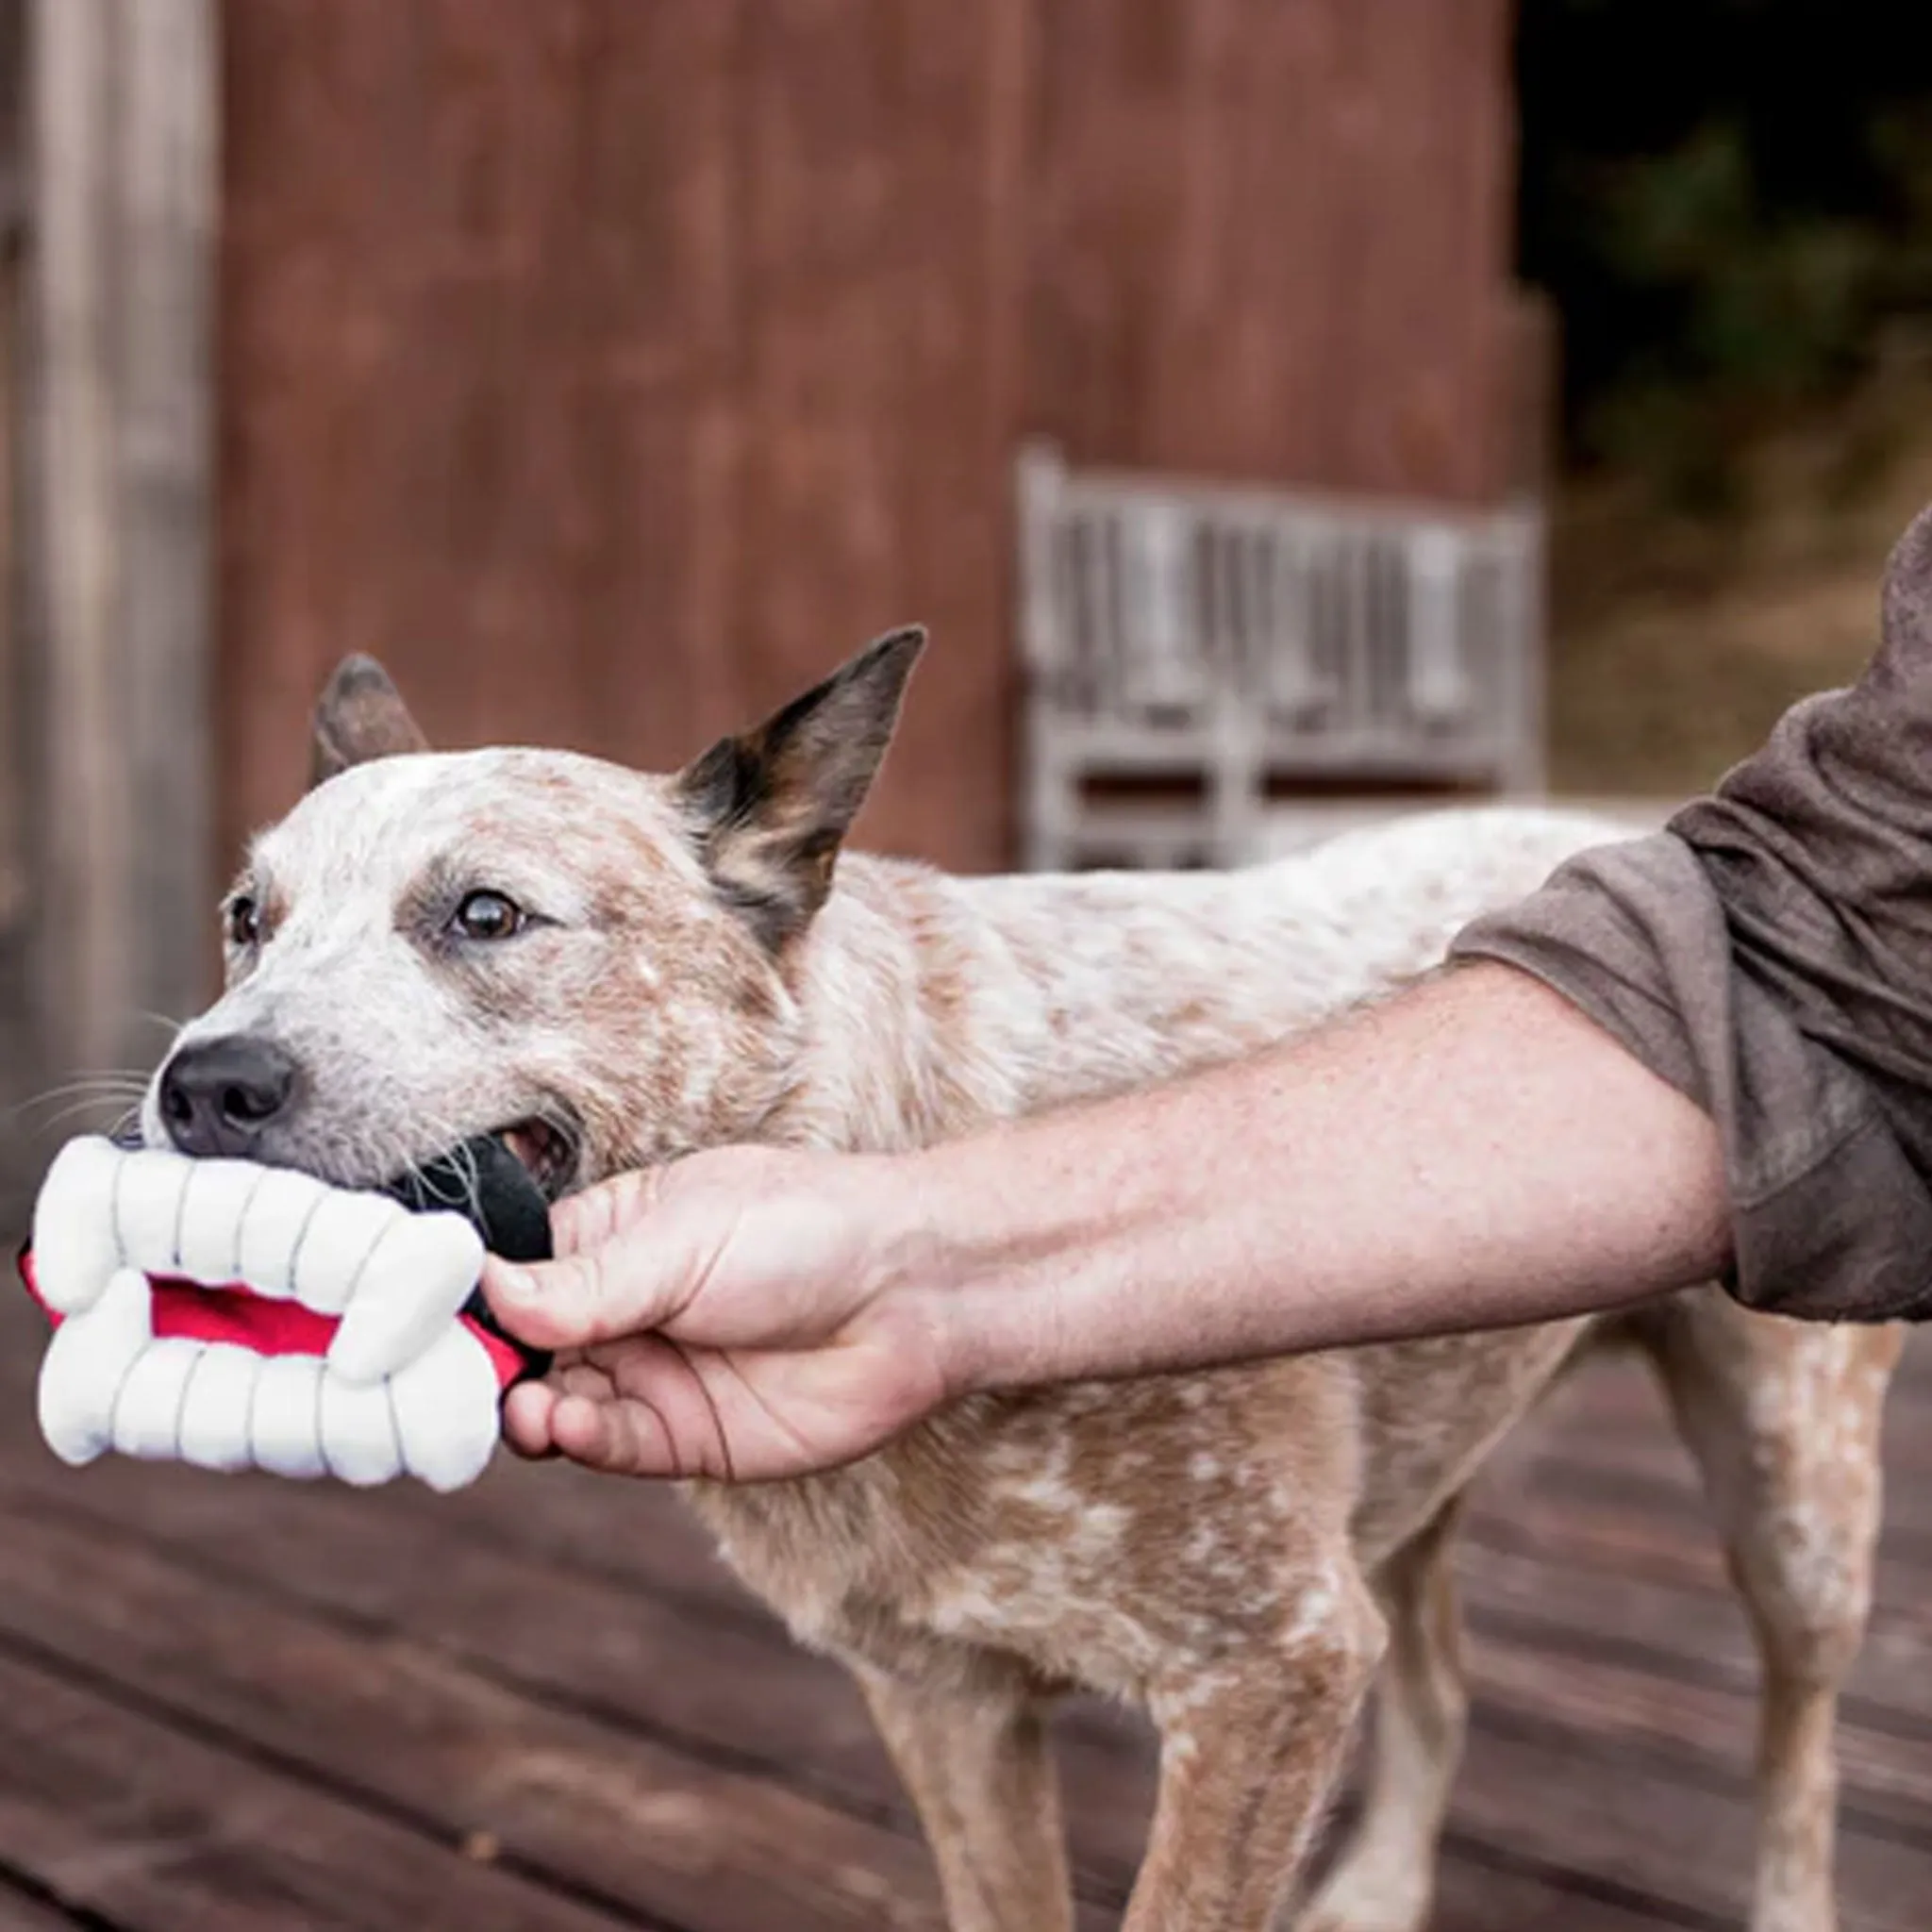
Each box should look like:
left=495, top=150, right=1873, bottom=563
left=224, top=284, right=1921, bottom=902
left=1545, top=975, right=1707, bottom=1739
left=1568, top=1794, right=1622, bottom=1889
left=675, top=625, right=925, bottom=947
left=310, top=655, right=430, bottom=787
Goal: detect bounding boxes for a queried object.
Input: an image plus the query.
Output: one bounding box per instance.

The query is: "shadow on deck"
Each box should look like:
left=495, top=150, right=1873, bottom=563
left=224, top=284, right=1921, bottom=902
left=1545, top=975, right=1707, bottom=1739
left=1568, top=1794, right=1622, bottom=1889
left=0, top=1283, right=1924, bottom=1931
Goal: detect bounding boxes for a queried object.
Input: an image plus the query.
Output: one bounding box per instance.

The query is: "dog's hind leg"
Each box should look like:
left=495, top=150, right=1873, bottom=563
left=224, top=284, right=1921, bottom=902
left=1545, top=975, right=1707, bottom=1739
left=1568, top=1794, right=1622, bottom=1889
left=1127, top=1553, right=1385, bottom=1932
left=1644, top=1299, right=1902, bottom=1932
left=1294, top=1504, right=1466, bottom=1932
left=857, top=1658, right=1074, bottom=1932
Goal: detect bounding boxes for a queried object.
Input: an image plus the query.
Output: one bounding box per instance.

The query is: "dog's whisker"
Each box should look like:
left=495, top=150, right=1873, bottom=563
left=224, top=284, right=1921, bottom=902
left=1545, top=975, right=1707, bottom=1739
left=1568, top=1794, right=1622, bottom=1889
left=434, top=1116, right=489, bottom=1224
left=530, top=1099, right=584, bottom=1181
left=34, top=1096, right=144, bottom=1135
left=20, top=1073, right=152, bottom=1096
left=21, top=1085, right=152, bottom=1108
left=10, top=1076, right=153, bottom=1122
left=456, top=1140, right=485, bottom=1224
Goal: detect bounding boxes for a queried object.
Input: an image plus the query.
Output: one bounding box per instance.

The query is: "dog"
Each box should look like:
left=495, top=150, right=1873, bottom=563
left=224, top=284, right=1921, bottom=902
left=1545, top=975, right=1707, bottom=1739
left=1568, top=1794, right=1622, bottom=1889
left=142, top=633, right=1900, bottom=1931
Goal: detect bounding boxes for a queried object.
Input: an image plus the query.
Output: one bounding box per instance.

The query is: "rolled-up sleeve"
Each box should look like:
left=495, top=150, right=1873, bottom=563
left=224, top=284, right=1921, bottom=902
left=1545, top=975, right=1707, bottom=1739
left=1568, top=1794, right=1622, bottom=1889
left=1450, top=503, right=1932, bottom=1324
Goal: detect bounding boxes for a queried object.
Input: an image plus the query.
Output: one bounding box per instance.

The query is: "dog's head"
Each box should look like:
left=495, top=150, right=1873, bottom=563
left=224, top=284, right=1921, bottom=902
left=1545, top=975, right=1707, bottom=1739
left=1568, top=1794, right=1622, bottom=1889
left=140, top=629, right=924, bottom=1196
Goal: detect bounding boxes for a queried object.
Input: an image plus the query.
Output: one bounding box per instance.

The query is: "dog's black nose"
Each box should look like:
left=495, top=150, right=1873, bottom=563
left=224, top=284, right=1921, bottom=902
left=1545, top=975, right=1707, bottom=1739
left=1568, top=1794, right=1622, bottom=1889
left=158, top=1036, right=301, bottom=1158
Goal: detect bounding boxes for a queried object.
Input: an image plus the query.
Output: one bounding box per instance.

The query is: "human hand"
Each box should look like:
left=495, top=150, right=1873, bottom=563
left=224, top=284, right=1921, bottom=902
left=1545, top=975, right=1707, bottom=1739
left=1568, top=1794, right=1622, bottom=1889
left=484, top=1145, right=955, bottom=1482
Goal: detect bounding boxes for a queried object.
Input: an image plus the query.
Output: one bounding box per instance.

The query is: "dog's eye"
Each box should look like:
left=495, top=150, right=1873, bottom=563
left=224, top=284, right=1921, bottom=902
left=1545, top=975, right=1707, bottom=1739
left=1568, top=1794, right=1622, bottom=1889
left=452, top=890, right=525, bottom=941
left=226, top=896, right=262, bottom=948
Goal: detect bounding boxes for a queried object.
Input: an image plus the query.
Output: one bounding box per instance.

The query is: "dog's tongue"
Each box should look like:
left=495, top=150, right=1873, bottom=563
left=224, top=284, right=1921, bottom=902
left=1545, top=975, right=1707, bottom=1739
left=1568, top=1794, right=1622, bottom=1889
left=383, top=1134, right=553, bottom=1264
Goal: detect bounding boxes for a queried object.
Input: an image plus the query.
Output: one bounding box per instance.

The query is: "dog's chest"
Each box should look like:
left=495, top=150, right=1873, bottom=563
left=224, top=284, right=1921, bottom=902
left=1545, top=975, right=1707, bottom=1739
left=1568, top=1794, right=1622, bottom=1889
left=689, top=1368, right=1357, bottom=1699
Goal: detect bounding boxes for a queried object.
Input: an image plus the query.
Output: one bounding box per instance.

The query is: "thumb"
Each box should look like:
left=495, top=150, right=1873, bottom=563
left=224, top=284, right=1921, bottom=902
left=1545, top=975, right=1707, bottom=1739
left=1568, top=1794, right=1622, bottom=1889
left=482, top=1241, right=693, bottom=1349
left=482, top=1168, right=693, bottom=1348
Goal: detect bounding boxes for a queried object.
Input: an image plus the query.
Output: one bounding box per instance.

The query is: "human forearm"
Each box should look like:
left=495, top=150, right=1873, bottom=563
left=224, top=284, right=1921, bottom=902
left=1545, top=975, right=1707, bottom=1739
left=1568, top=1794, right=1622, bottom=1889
left=892, top=961, right=1734, bottom=1395
left=489, top=960, right=1733, bottom=1481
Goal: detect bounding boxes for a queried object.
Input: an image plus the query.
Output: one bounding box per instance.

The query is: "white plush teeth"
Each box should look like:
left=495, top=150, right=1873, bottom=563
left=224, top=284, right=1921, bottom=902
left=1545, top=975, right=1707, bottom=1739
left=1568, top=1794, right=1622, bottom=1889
left=175, top=1160, right=271, bottom=1287
left=115, top=1147, right=198, bottom=1279
left=249, top=1355, right=327, bottom=1480
left=31, top=1135, right=126, bottom=1313
left=38, top=1266, right=153, bottom=1464
left=318, top=1371, right=402, bottom=1487
left=291, top=1188, right=401, bottom=1317
left=237, top=1165, right=333, bottom=1298
left=110, top=1336, right=206, bottom=1460
left=177, top=1342, right=265, bottom=1473
left=390, top=1323, right=500, bottom=1493
left=327, top=1211, right=485, bottom=1386
left=29, top=1133, right=511, bottom=1492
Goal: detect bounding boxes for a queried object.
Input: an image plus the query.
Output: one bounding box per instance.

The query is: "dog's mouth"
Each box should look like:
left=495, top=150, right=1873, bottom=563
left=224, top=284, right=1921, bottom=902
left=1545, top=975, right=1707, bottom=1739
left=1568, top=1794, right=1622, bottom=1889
left=492, top=1116, right=581, bottom=1203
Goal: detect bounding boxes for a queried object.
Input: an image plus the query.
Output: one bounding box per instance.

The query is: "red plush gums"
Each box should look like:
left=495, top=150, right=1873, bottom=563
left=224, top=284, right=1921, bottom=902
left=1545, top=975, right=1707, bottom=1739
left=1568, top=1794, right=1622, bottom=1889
left=16, top=1249, right=529, bottom=1390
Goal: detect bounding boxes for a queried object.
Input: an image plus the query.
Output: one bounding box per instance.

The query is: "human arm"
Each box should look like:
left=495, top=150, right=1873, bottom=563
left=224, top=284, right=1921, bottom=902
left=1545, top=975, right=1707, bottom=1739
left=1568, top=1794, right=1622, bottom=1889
left=486, top=958, right=1731, bottom=1482
left=491, top=499, right=1932, bottom=1486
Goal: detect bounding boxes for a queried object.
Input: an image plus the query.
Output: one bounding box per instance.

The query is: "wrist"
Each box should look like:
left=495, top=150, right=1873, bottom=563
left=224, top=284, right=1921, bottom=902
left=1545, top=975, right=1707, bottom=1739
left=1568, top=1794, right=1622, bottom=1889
left=840, top=1146, right=974, bottom=1401
left=860, top=1124, right=1162, bottom=1402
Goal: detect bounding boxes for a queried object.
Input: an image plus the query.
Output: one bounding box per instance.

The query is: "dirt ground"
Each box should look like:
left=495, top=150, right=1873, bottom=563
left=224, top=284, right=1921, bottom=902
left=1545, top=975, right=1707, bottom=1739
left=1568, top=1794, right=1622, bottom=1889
left=1548, top=407, right=1932, bottom=795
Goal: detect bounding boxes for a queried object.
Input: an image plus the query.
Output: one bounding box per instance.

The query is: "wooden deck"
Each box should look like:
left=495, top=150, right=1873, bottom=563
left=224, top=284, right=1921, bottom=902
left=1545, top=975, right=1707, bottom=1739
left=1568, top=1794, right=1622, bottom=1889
left=0, top=1283, right=1925, bottom=1931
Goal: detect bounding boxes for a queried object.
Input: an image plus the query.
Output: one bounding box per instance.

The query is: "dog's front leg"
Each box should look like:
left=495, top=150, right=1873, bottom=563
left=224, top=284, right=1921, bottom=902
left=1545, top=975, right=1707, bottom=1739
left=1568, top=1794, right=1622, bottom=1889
left=1128, top=1571, right=1385, bottom=1932
left=1296, top=1504, right=1466, bottom=1932
left=857, top=1660, right=1074, bottom=1932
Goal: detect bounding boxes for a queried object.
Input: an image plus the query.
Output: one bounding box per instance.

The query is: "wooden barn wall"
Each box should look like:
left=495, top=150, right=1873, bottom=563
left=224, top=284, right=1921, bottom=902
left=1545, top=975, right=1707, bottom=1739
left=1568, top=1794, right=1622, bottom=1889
left=218, top=0, right=1028, bottom=877
left=1025, top=0, right=1516, bottom=500
left=217, top=0, right=1514, bottom=882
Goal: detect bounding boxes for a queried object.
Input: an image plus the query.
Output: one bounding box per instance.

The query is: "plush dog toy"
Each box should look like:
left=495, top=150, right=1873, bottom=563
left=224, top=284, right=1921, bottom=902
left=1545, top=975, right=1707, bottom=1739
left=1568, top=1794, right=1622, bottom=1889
left=17, top=1133, right=551, bottom=1492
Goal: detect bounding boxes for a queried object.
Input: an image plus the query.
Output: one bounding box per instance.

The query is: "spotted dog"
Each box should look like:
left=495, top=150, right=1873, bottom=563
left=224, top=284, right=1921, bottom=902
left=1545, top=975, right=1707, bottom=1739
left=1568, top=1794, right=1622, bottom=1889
left=143, top=636, right=1899, bottom=1932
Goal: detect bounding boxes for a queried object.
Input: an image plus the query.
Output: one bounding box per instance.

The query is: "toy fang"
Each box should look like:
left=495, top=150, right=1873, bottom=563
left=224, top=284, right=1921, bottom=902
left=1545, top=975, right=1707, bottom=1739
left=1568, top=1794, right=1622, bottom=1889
left=19, top=1133, right=551, bottom=1492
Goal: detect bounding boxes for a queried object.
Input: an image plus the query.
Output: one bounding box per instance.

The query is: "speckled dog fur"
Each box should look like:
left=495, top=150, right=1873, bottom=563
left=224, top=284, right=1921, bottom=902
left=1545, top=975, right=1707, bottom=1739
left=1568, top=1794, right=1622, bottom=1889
left=150, top=636, right=1900, bottom=1932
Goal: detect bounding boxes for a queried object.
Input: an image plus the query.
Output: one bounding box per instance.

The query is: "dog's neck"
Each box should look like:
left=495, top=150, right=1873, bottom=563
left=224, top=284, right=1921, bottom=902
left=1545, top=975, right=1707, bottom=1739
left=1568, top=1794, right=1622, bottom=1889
left=754, top=857, right=1025, bottom=1156
left=757, top=853, right=1306, bottom=1158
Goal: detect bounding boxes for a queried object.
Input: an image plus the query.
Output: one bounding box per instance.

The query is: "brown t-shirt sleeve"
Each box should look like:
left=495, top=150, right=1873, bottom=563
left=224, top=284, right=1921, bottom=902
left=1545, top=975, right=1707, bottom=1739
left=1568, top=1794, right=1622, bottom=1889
left=1450, top=504, right=1932, bottom=1324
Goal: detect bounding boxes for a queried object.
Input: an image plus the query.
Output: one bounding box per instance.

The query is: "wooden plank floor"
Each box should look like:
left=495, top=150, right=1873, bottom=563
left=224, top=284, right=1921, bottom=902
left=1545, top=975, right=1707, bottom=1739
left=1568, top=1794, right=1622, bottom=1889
left=0, top=1281, right=1925, bottom=1931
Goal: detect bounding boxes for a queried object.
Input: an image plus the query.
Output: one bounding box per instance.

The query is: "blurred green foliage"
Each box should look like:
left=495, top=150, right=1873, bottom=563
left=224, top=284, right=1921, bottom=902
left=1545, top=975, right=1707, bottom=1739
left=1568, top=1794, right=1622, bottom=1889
left=1517, top=0, right=1932, bottom=510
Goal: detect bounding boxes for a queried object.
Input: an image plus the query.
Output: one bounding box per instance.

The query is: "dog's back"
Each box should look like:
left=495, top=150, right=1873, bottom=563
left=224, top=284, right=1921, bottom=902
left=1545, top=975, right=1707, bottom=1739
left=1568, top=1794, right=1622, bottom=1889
left=785, top=803, right=1638, bottom=1144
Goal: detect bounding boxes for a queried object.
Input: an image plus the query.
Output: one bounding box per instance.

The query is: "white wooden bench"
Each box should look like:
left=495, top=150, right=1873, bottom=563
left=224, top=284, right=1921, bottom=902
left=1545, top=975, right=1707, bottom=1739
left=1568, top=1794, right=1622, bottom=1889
left=1016, top=443, right=1546, bottom=870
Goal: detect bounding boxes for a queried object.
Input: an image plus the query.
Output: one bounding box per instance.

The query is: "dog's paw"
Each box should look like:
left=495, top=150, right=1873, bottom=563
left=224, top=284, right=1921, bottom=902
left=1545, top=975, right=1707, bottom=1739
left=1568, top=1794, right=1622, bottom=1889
left=1292, top=1861, right=1432, bottom=1932
left=1748, top=1903, right=1837, bottom=1932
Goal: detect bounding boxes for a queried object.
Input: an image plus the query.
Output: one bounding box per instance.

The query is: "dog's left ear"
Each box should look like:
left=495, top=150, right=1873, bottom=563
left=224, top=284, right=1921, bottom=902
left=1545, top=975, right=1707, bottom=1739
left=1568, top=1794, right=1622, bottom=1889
left=309, top=655, right=430, bottom=787
left=675, top=625, right=925, bottom=948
